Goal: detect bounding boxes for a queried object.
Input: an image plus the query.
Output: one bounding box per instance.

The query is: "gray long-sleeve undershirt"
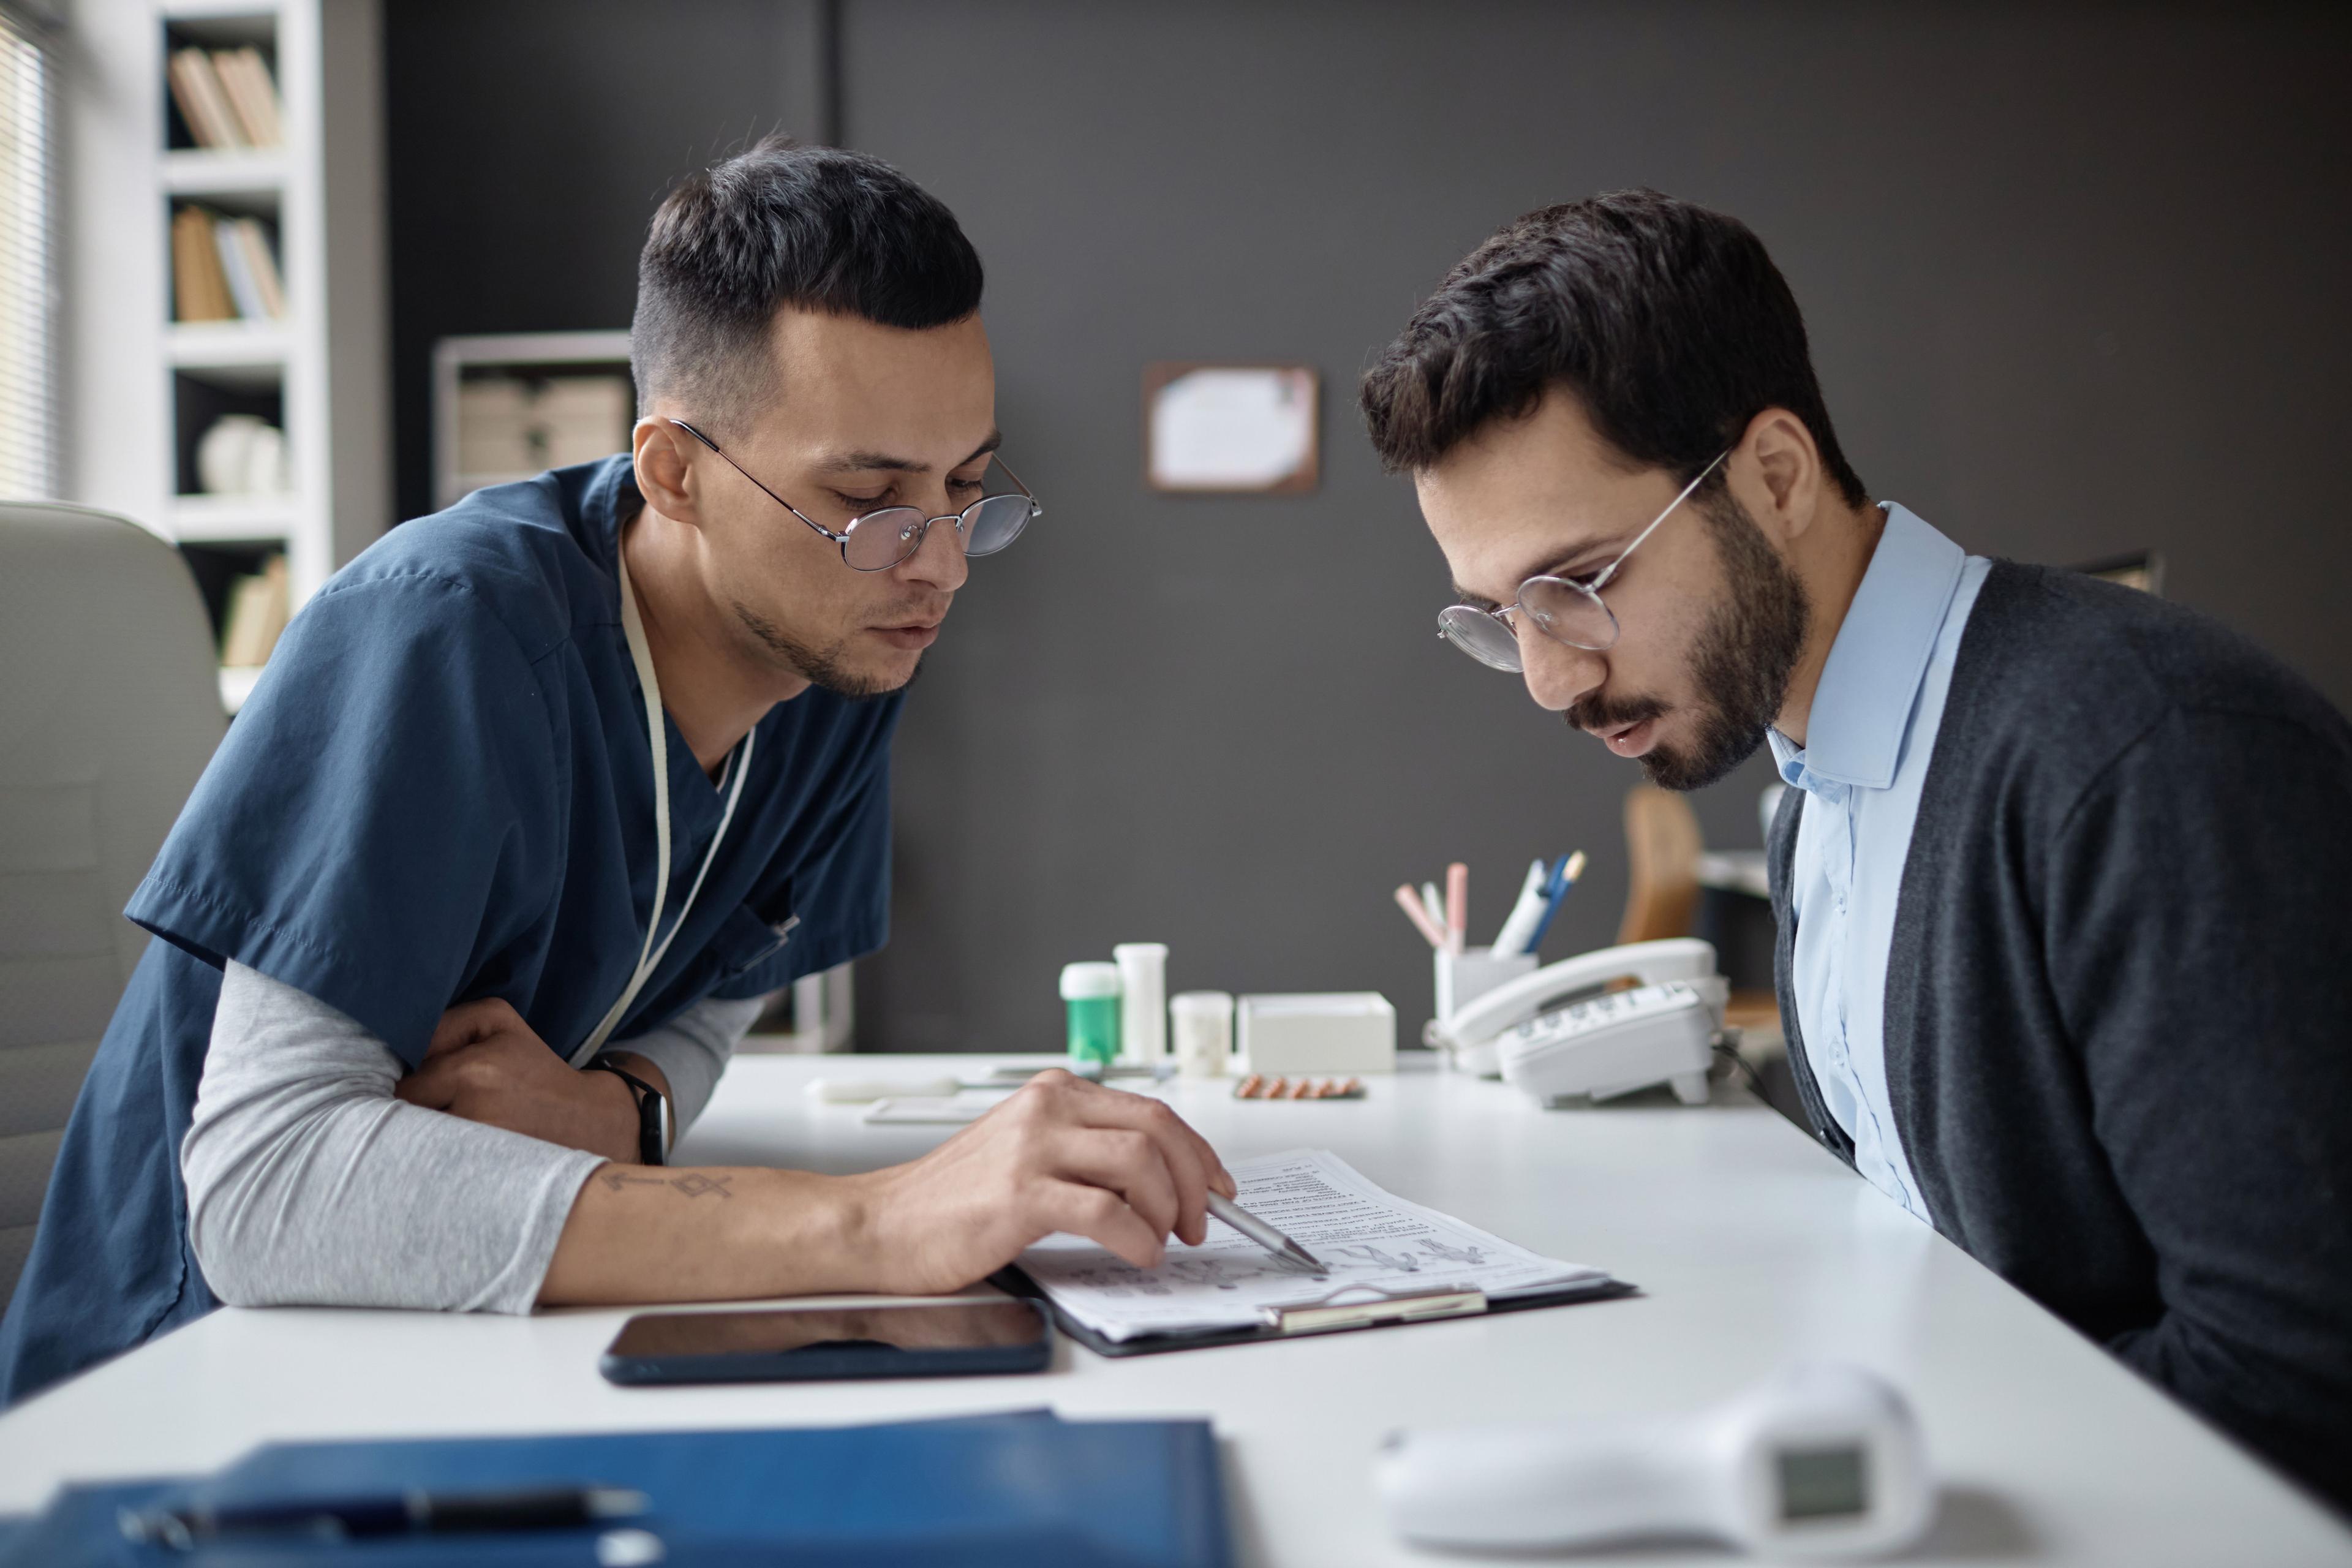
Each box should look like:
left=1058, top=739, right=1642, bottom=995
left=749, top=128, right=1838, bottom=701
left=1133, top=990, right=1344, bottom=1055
left=181, top=961, right=761, bottom=1313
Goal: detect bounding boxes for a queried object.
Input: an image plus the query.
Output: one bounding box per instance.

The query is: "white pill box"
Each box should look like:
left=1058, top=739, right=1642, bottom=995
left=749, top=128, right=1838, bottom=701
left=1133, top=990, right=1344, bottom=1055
left=1236, top=992, right=1396, bottom=1076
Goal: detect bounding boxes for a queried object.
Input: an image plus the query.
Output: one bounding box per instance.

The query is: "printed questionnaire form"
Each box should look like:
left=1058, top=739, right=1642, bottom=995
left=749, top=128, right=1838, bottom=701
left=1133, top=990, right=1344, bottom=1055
left=1017, top=1149, right=1608, bottom=1342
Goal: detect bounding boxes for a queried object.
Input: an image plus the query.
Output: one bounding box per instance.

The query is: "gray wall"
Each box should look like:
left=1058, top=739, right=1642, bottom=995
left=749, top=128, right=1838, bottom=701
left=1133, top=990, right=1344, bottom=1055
left=384, top=2, right=2352, bottom=1053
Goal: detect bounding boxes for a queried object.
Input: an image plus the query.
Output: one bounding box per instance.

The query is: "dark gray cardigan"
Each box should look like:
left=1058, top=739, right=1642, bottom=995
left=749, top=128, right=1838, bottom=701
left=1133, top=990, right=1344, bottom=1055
left=1768, top=561, right=2352, bottom=1513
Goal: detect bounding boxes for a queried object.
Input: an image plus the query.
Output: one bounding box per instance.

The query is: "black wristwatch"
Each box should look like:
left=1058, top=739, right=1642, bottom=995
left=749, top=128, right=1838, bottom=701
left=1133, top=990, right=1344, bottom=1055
left=589, top=1060, right=668, bottom=1166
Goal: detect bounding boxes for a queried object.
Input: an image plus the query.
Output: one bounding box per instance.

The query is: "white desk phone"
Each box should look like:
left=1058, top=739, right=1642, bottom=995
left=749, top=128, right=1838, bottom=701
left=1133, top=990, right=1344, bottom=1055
left=1425, top=937, right=1730, bottom=1107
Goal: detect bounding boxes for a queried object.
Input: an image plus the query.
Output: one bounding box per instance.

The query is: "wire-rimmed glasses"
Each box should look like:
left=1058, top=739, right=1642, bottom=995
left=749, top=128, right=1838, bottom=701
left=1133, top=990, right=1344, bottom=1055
left=1435, top=450, right=1729, bottom=672
left=668, top=418, right=1041, bottom=573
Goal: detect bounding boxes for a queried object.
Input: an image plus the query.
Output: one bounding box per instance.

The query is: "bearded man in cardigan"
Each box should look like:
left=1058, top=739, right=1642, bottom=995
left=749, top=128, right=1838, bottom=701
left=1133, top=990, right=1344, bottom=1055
left=1362, top=189, right=2352, bottom=1515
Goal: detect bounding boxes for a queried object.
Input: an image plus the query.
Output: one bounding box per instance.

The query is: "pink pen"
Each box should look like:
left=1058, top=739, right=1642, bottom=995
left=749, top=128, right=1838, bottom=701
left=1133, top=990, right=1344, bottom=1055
left=1392, top=884, right=1447, bottom=949
left=1445, top=862, right=1468, bottom=956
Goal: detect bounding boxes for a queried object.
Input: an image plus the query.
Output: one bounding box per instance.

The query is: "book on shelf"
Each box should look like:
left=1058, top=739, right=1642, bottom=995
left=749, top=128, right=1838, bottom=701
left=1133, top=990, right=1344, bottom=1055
left=171, top=206, right=235, bottom=322
left=213, top=48, right=282, bottom=146
left=175, top=206, right=285, bottom=324
left=220, top=553, right=289, bottom=670
left=167, top=49, right=243, bottom=149
left=214, top=219, right=262, bottom=320
left=167, top=46, right=282, bottom=151
left=235, top=218, right=286, bottom=317
left=213, top=216, right=286, bottom=321
left=455, top=377, right=533, bottom=475
left=456, top=372, right=634, bottom=477
left=537, top=375, right=634, bottom=466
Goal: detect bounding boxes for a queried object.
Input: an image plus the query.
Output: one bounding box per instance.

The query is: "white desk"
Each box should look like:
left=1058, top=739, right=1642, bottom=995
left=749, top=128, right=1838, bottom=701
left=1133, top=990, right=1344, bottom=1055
left=2, top=1055, right=2346, bottom=1566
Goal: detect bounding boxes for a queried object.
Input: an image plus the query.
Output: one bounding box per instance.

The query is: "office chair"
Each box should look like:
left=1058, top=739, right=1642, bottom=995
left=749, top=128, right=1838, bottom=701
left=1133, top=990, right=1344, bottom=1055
left=1618, top=784, right=1704, bottom=946
left=0, top=503, right=223, bottom=1303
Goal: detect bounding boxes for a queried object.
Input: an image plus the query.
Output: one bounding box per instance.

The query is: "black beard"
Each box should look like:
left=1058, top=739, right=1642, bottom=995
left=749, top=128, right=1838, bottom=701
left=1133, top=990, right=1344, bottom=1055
left=729, top=600, right=921, bottom=699
left=1566, top=487, right=1810, bottom=792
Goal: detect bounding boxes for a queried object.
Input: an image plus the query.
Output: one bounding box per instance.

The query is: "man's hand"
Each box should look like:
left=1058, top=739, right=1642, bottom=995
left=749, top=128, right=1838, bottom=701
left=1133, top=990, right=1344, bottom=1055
left=843, top=1069, right=1238, bottom=1296
left=395, top=999, right=648, bottom=1164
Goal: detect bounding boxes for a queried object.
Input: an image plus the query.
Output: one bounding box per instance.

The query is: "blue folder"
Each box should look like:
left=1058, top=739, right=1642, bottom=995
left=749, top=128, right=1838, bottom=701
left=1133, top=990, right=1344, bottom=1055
left=0, top=1411, right=1231, bottom=1568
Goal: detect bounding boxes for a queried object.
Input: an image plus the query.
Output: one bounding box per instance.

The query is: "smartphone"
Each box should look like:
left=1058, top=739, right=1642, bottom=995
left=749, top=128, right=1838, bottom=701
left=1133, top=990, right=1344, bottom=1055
left=599, top=1298, right=1054, bottom=1385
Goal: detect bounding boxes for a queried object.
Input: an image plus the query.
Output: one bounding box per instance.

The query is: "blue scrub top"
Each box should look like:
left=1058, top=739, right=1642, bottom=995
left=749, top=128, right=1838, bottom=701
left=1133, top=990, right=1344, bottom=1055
left=0, top=456, right=901, bottom=1402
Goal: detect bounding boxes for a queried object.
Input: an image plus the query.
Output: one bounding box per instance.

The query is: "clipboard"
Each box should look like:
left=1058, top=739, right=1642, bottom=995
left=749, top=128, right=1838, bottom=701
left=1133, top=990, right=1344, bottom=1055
left=992, top=1267, right=1639, bottom=1358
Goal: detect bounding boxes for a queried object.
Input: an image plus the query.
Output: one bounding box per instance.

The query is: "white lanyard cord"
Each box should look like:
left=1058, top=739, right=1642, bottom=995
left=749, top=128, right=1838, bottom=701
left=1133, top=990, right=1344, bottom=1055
left=573, top=541, right=754, bottom=1066
left=641, top=734, right=750, bottom=991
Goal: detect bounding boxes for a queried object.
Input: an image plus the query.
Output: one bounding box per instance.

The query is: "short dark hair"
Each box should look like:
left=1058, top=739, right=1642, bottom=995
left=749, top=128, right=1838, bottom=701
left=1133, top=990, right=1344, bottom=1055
left=1360, top=189, right=1865, bottom=505
left=632, top=137, right=984, bottom=425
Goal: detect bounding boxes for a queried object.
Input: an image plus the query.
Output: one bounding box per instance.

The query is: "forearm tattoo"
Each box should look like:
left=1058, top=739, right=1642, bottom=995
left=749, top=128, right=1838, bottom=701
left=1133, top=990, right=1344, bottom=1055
left=599, top=1170, right=733, bottom=1199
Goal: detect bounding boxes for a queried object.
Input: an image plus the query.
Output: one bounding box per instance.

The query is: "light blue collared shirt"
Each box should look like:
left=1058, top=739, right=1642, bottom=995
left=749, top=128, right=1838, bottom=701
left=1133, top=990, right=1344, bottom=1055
left=1768, top=504, right=1990, bottom=1222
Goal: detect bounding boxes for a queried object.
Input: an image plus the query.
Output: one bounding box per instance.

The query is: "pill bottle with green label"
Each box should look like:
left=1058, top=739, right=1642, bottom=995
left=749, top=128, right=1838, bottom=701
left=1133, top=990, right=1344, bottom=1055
left=1059, top=962, right=1123, bottom=1069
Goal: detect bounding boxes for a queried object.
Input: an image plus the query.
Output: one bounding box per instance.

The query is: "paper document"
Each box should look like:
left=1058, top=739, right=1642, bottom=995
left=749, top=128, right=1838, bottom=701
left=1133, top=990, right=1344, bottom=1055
left=1018, top=1148, right=1608, bottom=1343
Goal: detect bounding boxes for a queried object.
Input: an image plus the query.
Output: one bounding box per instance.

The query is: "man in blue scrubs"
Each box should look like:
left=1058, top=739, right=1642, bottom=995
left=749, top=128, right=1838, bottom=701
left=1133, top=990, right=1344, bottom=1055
left=1360, top=190, right=2352, bottom=1511
left=1, top=138, right=1232, bottom=1402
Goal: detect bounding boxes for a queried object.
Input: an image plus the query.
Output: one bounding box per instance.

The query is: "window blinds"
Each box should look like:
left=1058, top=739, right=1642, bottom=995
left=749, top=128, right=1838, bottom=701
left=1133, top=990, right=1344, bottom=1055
left=0, top=7, right=51, bottom=499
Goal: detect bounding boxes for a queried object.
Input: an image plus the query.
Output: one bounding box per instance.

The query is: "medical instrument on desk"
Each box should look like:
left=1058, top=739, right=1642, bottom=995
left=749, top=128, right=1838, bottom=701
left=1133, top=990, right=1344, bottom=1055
left=1444, top=861, right=1469, bottom=955
left=1232, top=1074, right=1364, bottom=1099
left=1521, top=848, right=1588, bottom=954
left=1392, top=883, right=1448, bottom=949
left=1205, top=1191, right=1325, bottom=1273
left=1379, top=1362, right=1934, bottom=1559
left=1489, top=857, right=1553, bottom=955
left=1427, top=937, right=1727, bottom=1100
left=121, top=1482, right=649, bottom=1547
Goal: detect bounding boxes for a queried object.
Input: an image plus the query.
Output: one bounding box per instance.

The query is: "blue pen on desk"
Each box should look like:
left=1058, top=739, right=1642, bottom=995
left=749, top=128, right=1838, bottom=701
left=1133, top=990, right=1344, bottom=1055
left=119, top=1483, right=649, bottom=1548
left=1520, top=850, right=1587, bottom=955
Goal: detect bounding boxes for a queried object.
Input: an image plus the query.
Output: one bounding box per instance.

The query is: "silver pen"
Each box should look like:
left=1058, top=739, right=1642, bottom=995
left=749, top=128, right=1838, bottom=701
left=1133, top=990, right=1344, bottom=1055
left=1206, top=1191, right=1325, bottom=1273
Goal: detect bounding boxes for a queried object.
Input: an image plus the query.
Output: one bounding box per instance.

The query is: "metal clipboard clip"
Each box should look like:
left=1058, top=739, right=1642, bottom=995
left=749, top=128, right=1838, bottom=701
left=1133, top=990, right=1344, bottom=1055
left=1259, top=1283, right=1489, bottom=1336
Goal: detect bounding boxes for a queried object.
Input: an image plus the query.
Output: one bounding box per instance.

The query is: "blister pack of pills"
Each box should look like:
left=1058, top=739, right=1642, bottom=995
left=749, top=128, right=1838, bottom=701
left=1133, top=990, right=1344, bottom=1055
left=1231, top=1074, right=1366, bottom=1100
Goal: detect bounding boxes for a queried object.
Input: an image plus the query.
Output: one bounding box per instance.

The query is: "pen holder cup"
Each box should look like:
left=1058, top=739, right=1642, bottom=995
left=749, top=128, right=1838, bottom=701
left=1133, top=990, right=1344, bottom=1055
left=1431, top=946, right=1539, bottom=1032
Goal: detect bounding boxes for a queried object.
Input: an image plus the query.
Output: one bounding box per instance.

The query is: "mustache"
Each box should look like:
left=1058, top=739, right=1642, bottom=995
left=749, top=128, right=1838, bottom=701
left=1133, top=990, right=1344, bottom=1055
left=874, top=597, right=951, bottom=626
left=1566, top=691, right=1670, bottom=734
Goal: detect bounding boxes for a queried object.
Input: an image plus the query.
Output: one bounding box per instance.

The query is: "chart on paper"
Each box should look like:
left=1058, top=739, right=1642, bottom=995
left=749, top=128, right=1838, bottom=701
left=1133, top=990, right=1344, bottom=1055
left=1017, top=1148, right=1610, bottom=1342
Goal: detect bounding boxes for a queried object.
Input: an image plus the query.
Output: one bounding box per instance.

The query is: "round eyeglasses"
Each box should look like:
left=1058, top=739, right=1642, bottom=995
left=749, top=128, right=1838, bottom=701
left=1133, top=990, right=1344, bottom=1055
left=1435, top=450, right=1728, bottom=673
left=668, top=418, right=1041, bottom=573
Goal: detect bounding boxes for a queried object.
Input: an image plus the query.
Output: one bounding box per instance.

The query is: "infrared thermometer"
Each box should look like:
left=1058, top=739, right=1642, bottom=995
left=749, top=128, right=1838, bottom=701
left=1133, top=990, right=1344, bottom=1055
left=1378, top=1363, right=1934, bottom=1560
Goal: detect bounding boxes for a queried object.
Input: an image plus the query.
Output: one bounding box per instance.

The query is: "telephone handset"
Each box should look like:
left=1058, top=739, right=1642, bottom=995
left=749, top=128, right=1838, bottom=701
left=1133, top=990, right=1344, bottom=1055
left=1430, top=938, right=1728, bottom=1107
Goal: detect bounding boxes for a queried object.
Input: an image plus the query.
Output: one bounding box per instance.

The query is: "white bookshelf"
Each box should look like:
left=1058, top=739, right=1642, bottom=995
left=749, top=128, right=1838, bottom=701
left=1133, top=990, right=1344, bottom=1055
left=169, top=492, right=300, bottom=542
left=60, top=0, right=386, bottom=714
left=432, top=330, right=633, bottom=511
left=160, top=146, right=288, bottom=195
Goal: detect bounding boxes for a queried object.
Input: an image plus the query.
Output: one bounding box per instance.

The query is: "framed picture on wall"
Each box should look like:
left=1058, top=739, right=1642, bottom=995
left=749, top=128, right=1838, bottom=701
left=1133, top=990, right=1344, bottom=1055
left=1142, top=362, right=1319, bottom=494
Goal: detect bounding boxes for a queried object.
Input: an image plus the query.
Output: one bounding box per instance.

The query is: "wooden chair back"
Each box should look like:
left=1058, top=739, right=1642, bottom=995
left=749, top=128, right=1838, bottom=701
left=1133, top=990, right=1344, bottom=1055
left=1618, top=784, right=1705, bottom=945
